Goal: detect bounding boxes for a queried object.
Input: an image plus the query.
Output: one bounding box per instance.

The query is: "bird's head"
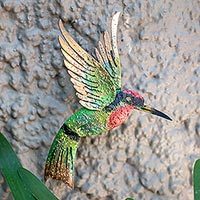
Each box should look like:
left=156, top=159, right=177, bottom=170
left=122, top=89, right=172, bottom=121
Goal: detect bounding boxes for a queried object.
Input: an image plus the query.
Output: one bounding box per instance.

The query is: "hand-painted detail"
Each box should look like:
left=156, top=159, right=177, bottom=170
left=107, top=105, right=134, bottom=129
left=44, top=12, right=172, bottom=189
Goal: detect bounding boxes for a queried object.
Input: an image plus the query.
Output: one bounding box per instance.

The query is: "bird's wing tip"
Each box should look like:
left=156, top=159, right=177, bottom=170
left=113, top=11, right=121, bottom=18
left=58, top=19, right=64, bottom=30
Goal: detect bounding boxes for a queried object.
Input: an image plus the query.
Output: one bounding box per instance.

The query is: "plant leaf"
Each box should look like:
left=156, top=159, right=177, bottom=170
left=0, top=133, right=58, bottom=200
left=18, top=168, right=58, bottom=200
left=0, top=133, right=34, bottom=200
left=194, top=159, right=200, bottom=200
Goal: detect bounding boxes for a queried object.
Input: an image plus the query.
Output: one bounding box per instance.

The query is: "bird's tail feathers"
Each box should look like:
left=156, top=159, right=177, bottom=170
left=44, top=125, right=79, bottom=188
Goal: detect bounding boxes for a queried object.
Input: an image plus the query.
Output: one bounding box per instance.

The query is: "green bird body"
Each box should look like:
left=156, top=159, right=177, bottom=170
left=67, top=108, right=109, bottom=137
left=44, top=13, right=172, bottom=188
left=45, top=103, right=135, bottom=187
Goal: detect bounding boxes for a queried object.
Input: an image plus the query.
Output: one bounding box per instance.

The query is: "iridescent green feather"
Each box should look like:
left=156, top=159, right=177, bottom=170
left=44, top=108, right=110, bottom=188
left=66, top=108, right=110, bottom=137
left=58, top=20, right=117, bottom=110
left=45, top=129, right=79, bottom=188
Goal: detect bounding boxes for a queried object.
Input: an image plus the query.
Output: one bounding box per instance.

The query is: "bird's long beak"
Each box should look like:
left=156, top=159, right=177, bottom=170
left=140, top=105, right=172, bottom=121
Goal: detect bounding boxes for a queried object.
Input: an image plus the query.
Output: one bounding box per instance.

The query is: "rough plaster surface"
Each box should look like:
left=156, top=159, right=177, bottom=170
left=0, top=0, right=199, bottom=199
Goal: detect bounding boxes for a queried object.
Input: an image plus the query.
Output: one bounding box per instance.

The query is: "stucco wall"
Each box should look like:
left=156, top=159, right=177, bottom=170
left=0, top=0, right=199, bottom=199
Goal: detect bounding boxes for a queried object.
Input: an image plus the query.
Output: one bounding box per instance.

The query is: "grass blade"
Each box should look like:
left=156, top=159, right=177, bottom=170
left=18, top=168, right=58, bottom=200
left=194, top=159, right=200, bottom=200
left=0, top=133, right=34, bottom=200
left=0, top=133, right=58, bottom=200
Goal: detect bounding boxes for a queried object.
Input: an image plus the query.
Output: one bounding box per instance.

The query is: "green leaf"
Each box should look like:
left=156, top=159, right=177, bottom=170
left=0, top=133, right=34, bottom=200
left=18, top=168, right=58, bottom=200
left=125, top=198, right=135, bottom=200
left=0, top=133, right=58, bottom=200
left=194, top=159, right=200, bottom=200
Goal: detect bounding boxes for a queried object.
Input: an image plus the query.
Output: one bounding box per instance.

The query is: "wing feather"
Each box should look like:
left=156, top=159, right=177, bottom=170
left=103, top=31, right=116, bottom=70
left=111, top=12, right=121, bottom=67
left=97, top=41, right=114, bottom=77
left=59, top=21, right=101, bottom=67
left=95, top=12, right=121, bottom=89
left=95, top=48, right=104, bottom=66
left=59, top=37, right=95, bottom=72
left=59, top=20, right=116, bottom=110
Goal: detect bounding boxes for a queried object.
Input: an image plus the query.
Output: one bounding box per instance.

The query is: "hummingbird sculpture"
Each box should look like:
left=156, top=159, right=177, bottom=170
left=44, top=12, right=172, bottom=188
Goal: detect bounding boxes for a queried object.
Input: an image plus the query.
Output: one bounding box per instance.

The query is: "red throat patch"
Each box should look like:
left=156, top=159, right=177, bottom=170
left=107, top=105, right=134, bottom=129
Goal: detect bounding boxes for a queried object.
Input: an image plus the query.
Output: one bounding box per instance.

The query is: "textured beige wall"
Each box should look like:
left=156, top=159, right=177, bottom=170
left=0, top=0, right=199, bottom=199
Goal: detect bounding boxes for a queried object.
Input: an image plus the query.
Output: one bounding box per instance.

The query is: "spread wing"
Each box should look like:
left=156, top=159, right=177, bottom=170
left=58, top=20, right=117, bottom=110
left=95, top=12, right=121, bottom=90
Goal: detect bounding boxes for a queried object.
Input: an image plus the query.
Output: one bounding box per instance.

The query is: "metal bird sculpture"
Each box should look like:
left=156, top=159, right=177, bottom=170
left=44, top=12, right=172, bottom=188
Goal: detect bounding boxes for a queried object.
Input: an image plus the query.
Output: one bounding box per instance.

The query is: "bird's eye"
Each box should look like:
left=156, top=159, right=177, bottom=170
left=126, top=96, right=132, bottom=103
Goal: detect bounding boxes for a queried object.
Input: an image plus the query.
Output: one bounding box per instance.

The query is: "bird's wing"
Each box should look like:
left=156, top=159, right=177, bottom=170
left=59, top=20, right=116, bottom=110
left=95, top=12, right=121, bottom=90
